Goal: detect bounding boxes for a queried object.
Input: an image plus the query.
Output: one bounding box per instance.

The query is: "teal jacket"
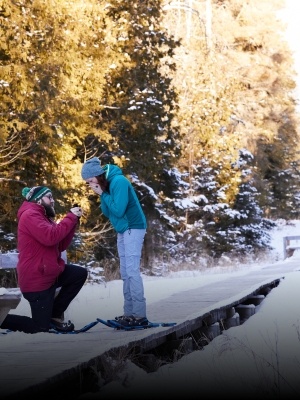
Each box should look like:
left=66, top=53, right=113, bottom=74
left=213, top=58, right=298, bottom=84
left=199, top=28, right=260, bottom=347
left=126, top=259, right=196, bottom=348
left=100, top=165, right=147, bottom=233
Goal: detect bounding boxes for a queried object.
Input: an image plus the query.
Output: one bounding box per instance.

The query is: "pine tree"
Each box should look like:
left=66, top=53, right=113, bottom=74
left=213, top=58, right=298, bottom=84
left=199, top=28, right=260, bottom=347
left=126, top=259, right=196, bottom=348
left=92, top=0, right=181, bottom=191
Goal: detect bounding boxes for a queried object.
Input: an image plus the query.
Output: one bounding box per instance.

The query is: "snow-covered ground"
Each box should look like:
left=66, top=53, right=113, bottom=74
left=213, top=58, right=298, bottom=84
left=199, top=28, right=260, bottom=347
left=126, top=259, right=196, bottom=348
left=2, top=219, right=300, bottom=398
left=77, top=219, right=300, bottom=399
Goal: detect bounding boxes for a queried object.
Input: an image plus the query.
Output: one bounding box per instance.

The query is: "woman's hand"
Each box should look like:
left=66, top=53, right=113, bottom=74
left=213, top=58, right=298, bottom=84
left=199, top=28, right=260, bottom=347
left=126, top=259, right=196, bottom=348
left=89, top=183, right=103, bottom=195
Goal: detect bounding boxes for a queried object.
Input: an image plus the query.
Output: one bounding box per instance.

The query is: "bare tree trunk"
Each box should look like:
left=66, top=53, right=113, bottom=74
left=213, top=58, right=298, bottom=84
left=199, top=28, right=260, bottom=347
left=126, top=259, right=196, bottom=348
left=205, top=0, right=212, bottom=51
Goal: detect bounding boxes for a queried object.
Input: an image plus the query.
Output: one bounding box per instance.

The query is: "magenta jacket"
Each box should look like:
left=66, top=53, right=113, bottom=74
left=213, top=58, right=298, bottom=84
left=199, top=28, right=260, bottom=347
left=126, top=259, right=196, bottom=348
left=16, top=201, right=78, bottom=292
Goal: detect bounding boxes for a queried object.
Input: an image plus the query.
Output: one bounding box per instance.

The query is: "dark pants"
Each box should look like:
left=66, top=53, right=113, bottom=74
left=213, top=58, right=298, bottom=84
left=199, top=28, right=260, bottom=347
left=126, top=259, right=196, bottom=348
left=1, top=264, right=87, bottom=334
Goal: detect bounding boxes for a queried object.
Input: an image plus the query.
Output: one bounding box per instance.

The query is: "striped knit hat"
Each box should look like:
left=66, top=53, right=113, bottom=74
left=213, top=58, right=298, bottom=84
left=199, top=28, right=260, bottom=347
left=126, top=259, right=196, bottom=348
left=22, top=186, right=52, bottom=202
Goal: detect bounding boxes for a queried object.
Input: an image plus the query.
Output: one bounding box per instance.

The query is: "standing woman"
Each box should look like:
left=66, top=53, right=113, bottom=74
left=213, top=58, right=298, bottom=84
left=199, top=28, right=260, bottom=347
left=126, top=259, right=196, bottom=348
left=81, top=157, right=148, bottom=328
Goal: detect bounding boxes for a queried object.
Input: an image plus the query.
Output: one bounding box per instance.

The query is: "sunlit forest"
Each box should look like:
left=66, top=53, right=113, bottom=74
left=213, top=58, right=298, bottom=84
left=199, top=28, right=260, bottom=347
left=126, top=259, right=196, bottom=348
left=1, top=0, right=299, bottom=279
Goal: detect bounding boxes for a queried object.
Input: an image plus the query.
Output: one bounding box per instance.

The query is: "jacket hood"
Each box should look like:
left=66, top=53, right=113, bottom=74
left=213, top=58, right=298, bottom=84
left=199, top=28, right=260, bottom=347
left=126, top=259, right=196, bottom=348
left=17, top=201, right=46, bottom=220
left=103, top=164, right=123, bottom=181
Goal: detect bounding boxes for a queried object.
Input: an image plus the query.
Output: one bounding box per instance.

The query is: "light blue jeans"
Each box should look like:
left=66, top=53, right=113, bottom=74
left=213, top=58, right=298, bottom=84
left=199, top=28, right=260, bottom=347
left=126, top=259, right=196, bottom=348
left=117, top=228, right=146, bottom=318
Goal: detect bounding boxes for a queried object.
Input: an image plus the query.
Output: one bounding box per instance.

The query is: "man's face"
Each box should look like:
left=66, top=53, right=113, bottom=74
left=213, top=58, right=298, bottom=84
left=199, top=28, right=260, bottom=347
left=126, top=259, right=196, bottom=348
left=40, top=193, right=55, bottom=218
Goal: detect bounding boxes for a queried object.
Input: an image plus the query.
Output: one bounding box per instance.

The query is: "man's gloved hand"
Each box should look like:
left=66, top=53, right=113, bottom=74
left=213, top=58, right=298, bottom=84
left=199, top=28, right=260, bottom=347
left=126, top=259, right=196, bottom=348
left=70, top=206, right=83, bottom=218
left=89, top=183, right=103, bottom=195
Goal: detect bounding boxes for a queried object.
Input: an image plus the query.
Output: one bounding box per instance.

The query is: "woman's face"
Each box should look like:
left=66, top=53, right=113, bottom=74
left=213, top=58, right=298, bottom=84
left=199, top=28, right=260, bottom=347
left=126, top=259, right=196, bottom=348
left=85, top=177, right=98, bottom=184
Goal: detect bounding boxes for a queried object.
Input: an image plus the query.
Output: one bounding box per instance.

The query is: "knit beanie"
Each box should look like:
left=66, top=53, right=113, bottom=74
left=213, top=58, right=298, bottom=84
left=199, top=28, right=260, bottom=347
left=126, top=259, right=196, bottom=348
left=22, top=186, right=52, bottom=202
left=81, top=157, right=105, bottom=180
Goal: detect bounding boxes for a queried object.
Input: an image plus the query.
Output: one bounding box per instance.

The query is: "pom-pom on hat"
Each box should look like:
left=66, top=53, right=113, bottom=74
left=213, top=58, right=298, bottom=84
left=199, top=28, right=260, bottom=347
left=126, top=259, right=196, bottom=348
left=81, top=157, right=105, bottom=180
left=22, top=186, right=52, bottom=202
